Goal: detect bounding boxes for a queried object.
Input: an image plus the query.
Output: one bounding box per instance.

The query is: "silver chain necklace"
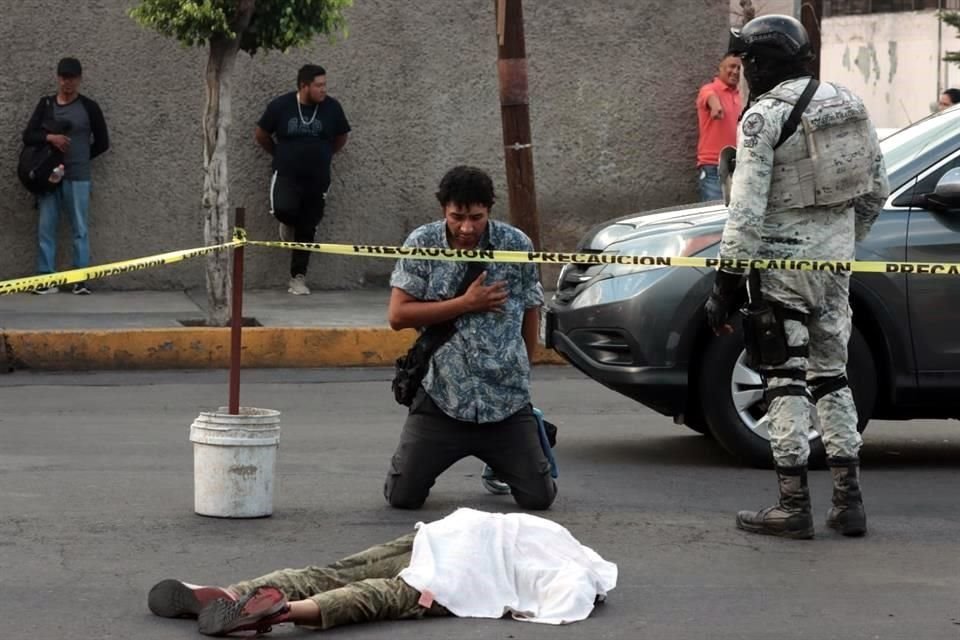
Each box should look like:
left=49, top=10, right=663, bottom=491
left=297, top=95, right=319, bottom=125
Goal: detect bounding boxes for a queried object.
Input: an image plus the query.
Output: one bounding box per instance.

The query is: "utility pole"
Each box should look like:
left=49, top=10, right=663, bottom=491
left=494, top=0, right=542, bottom=250
left=800, top=0, right=823, bottom=79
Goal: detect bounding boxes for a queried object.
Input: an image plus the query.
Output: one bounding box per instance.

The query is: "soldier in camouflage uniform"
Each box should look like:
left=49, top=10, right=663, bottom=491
left=148, top=531, right=451, bottom=635
left=705, top=15, right=889, bottom=539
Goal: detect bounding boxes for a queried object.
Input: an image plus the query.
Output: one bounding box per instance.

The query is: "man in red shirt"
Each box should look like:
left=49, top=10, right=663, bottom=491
left=696, top=52, right=742, bottom=201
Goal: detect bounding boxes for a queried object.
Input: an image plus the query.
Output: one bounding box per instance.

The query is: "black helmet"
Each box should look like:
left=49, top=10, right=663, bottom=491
left=729, top=14, right=813, bottom=62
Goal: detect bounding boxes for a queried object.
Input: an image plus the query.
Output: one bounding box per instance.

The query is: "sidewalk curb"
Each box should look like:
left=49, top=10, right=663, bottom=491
left=2, top=328, right=567, bottom=370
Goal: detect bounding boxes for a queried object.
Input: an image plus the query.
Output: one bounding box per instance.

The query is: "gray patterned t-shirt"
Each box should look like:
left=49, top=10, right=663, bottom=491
left=390, top=219, right=544, bottom=423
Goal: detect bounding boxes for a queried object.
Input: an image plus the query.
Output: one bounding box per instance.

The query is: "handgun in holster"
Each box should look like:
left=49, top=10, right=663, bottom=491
left=740, top=270, right=790, bottom=367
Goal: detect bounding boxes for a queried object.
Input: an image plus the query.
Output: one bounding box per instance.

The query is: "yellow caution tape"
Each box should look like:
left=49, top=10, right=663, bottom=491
left=5, top=231, right=960, bottom=296
left=247, top=240, right=960, bottom=275
left=0, top=240, right=241, bottom=296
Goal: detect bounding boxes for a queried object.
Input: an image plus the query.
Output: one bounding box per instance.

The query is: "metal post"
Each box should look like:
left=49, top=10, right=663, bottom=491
left=494, top=0, right=542, bottom=250
left=228, top=207, right=245, bottom=415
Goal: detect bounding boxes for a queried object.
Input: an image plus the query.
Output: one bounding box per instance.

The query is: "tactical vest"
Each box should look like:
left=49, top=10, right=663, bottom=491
left=763, top=81, right=876, bottom=210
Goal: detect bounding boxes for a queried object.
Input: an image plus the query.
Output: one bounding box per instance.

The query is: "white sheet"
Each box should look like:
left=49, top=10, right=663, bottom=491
left=398, top=508, right=618, bottom=624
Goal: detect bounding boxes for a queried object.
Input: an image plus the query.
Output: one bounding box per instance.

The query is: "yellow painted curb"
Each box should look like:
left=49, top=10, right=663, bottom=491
left=3, top=328, right=567, bottom=370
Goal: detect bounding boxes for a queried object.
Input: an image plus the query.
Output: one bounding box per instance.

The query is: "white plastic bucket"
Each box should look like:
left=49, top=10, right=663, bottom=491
left=190, top=407, right=281, bottom=518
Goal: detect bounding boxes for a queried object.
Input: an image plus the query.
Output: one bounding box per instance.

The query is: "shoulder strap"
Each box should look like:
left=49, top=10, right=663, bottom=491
left=415, top=253, right=490, bottom=354
left=774, top=78, right=819, bottom=150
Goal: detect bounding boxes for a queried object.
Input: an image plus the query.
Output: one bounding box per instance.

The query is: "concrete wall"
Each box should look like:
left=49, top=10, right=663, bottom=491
left=729, top=0, right=797, bottom=25
left=0, top=0, right=729, bottom=291
left=821, top=11, right=947, bottom=129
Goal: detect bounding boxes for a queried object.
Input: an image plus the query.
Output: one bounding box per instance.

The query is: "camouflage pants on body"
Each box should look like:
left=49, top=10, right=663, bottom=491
left=228, top=532, right=450, bottom=630
left=759, top=270, right=862, bottom=467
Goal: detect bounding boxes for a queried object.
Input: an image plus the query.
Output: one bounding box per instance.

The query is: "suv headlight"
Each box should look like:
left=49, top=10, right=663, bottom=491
left=557, top=231, right=721, bottom=287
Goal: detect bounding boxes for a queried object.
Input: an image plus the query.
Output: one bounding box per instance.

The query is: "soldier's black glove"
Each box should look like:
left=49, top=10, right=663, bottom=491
left=705, top=270, right=745, bottom=334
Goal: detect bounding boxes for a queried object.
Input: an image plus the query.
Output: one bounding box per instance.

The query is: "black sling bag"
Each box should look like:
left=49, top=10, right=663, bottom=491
left=391, top=259, right=488, bottom=406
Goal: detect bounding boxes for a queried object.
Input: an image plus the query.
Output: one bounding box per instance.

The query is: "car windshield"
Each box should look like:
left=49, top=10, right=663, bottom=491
left=880, top=107, right=960, bottom=177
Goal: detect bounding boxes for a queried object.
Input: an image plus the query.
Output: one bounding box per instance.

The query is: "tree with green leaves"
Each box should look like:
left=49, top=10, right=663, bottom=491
left=130, top=0, right=350, bottom=325
left=942, top=11, right=960, bottom=66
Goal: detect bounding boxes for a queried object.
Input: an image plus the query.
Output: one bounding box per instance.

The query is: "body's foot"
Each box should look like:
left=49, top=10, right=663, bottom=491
left=198, top=586, right=289, bottom=636
left=72, top=282, right=91, bottom=295
left=288, top=274, right=310, bottom=296
left=148, top=579, right=237, bottom=619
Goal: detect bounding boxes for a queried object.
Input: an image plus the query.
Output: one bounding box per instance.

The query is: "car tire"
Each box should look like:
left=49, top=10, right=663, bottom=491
left=699, top=325, right=876, bottom=469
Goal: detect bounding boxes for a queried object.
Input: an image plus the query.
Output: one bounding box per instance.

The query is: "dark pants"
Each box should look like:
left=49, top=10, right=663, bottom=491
left=384, top=389, right=557, bottom=511
left=270, top=172, right=326, bottom=277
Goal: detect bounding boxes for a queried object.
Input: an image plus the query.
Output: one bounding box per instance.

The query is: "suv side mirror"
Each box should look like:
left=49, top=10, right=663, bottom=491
left=925, top=167, right=960, bottom=213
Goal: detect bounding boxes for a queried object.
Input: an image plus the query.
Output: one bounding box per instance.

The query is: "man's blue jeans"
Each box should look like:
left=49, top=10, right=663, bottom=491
left=36, top=180, right=91, bottom=274
left=698, top=165, right=722, bottom=202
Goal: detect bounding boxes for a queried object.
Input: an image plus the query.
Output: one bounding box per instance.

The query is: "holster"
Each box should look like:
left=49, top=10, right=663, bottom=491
left=740, top=301, right=789, bottom=367
left=718, top=145, right=737, bottom=206
left=739, top=270, right=801, bottom=368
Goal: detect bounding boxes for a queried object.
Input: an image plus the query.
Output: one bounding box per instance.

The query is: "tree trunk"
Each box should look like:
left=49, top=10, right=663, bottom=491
left=201, top=1, right=255, bottom=326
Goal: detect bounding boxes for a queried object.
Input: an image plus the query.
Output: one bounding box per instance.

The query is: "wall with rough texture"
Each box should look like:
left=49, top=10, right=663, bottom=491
left=821, top=12, right=944, bottom=129
left=729, top=0, right=797, bottom=25
left=1, top=0, right=729, bottom=291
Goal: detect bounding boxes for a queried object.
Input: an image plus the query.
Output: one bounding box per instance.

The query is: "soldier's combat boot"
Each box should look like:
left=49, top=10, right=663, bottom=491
left=736, top=465, right=814, bottom=539
left=826, top=456, right=866, bottom=537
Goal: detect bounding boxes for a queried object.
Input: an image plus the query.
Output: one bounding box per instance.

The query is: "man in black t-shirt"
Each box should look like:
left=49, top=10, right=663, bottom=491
left=255, top=64, right=350, bottom=295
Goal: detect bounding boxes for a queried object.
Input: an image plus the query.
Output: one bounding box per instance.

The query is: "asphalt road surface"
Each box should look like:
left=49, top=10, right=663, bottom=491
left=2, top=368, right=960, bottom=639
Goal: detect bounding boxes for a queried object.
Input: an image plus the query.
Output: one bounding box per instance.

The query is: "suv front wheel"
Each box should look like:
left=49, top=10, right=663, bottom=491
left=698, top=325, right=877, bottom=468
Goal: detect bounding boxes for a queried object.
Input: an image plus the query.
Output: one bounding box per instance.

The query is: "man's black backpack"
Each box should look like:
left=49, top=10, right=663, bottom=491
left=17, top=98, right=65, bottom=195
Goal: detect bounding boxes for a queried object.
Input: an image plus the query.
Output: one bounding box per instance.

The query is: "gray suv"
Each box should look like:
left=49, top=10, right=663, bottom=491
left=545, top=106, right=960, bottom=467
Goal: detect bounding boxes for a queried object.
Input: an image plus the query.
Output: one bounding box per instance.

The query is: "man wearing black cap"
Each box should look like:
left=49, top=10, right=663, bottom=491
left=22, top=56, right=110, bottom=294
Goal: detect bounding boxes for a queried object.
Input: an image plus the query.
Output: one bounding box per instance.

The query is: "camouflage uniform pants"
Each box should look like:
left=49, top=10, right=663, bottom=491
left=759, top=270, right=862, bottom=467
left=228, top=532, right=451, bottom=630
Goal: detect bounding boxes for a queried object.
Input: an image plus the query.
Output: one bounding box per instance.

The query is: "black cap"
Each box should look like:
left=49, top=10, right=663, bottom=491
left=57, top=57, right=82, bottom=77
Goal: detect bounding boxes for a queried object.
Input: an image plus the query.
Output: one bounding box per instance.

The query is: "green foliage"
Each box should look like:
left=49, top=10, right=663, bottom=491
left=940, top=11, right=960, bottom=65
left=130, top=0, right=352, bottom=53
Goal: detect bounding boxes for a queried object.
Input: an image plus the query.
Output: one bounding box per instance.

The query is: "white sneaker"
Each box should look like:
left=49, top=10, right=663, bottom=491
left=32, top=285, right=60, bottom=295
left=278, top=222, right=294, bottom=242
left=287, top=275, right=310, bottom=296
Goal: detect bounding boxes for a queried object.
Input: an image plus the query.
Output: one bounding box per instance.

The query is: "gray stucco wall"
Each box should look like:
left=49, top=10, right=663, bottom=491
left=1, top=1, right=729, bottom=291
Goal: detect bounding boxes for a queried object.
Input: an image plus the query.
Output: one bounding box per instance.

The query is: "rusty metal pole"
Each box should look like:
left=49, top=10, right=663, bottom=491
left=228, top=207, right=245, bottom=415
left=494, top=0, right=542, bottom=249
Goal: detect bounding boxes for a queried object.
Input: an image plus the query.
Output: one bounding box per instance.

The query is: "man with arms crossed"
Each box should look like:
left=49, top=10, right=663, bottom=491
left=255, top=64, right=350, bottom=295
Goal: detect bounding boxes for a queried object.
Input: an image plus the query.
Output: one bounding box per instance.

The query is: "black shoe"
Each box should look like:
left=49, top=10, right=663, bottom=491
left=72, top=282, right=91, bottom=295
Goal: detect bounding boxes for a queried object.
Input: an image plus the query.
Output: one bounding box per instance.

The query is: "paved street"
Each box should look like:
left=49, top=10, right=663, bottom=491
left=3, top=367, right=960, bottom=639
